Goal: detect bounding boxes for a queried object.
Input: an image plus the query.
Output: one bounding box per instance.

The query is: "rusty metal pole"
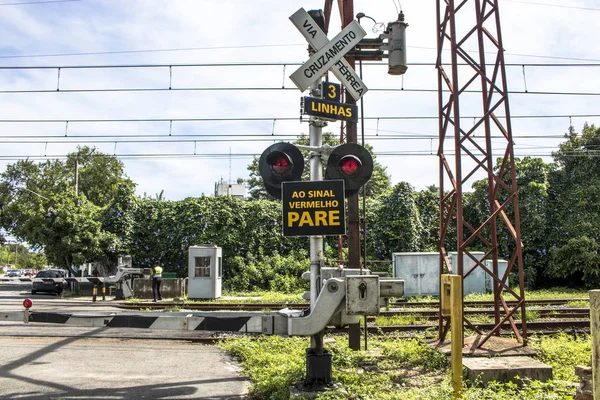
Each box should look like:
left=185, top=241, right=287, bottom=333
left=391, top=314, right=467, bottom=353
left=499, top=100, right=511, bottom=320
left=436, top=0, right=527, bottom=348
left=341, top=0, right=361, bottom=352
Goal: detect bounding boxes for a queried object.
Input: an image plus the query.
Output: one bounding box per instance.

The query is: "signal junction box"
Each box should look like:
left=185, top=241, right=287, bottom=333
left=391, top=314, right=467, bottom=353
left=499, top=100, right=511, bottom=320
left=345, top=275, right=380, bottom=315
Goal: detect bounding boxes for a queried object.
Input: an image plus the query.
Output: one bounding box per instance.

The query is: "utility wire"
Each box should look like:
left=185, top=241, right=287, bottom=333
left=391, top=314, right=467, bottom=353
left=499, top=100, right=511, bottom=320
left=0, top=114, right=597, bottom=123
left=0, top=44, right=306, bottom=60
left=0, top=135, right=570, bottom=144
left=0, top=87, right=597, bottom=96
left=0, top=131, right=572, bottom=141
left=503, top=0, right=600, bottom=11
left=0, top=62, right=598, bottom=69
left=0, top=150, right=587, bottom=162
left=0, top=46, right=598, bottom=63
left=0, top=0, right=80, bottom=5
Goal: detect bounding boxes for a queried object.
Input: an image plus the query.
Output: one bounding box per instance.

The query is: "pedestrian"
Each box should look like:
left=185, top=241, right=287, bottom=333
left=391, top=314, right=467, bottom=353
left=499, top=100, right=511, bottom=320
left=92, top=268, right=99, bottom=277
left=152, top=264, right=163, bottom=302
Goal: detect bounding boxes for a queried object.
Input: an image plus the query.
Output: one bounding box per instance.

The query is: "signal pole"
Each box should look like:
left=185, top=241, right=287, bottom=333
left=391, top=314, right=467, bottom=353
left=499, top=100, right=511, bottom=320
left=308, top=80, right=327, bottom=351
left=341, top=0, right=362, bottom=352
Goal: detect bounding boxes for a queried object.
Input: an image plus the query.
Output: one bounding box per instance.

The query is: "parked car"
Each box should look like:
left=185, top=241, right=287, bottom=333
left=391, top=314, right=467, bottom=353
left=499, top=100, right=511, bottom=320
left=32, top=269, right=66, bottom=295
left=6, top=269, right=22, bottom=277
left=24, top=269, right=36, bottom=277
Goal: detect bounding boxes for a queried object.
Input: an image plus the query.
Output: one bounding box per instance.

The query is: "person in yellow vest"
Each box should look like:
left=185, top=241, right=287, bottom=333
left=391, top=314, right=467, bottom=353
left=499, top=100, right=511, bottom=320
left=152, top=264, right=163, bottom=302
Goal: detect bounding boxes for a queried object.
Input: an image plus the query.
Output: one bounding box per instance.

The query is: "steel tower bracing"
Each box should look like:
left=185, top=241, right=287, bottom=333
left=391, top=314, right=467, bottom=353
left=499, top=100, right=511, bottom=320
left=436, top=0, right=528, bottom=346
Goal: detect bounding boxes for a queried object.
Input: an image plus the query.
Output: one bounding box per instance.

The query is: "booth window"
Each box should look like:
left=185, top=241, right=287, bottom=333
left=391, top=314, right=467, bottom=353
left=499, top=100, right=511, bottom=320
left=218, top=257, right=222, bottom=278
left=194, top=256, right=211, bottom=277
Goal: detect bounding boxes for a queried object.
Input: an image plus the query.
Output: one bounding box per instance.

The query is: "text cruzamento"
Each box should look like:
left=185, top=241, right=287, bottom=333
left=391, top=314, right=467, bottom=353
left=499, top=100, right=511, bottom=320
left=302, top=32, right=357, bottom=79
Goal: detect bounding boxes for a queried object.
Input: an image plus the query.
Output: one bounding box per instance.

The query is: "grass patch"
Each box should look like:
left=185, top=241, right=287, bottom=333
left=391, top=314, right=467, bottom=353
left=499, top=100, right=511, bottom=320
left=464, top=287, right=589, bottom=302
left=217, top=290, right=306, bottom=304
left=526, top=309, right=540, bottom=321
left=566, top=299, right=589, bottom=308
left=220, top=334, right=578, bottom=399
left=533, top=333, right=591, bottom=381
left=465, top=313, right=493, bottom=324
left=374, top=314, right=429, bottom=326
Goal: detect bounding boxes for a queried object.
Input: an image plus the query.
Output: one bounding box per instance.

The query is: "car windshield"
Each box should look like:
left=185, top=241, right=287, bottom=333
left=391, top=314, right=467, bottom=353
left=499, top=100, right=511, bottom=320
left=35, top=271, right=51, bottom=278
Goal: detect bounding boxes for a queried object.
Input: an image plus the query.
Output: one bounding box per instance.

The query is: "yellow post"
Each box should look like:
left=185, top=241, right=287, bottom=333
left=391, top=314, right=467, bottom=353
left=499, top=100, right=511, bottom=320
left=450, top=274, right=463, bottom=398
left=590, top=290, right=600, bottom=399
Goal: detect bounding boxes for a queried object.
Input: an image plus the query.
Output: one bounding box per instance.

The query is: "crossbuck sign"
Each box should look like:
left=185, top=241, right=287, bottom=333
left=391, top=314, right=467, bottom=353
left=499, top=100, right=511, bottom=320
left=289, top=8, right=368, bottom=101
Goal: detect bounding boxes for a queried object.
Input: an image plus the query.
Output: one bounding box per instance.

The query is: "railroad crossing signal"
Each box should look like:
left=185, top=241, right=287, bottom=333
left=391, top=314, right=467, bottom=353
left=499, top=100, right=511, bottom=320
left=325, top=143, right=373, bottom=198
left=289, top=7, right=368, bottom=101
left=259, top=142, right=373, bottom=200
left=259, top=142, right=305, bottom=199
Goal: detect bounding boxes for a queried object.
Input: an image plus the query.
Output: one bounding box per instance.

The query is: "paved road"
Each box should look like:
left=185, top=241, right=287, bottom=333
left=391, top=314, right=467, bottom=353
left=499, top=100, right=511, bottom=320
left=0, top=334, right=249, bottom=399
left=0, top=281, right=251, bottom=399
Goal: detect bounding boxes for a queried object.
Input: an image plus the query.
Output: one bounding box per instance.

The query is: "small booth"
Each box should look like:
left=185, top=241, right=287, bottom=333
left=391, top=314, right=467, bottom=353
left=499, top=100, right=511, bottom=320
left=187, top=245, right=222, bottom=299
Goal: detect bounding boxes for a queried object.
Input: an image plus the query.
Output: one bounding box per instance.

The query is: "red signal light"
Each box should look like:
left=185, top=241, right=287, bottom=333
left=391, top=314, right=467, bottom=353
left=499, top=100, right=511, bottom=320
left=340, top=156, right=361, bottom=176
left=266, top=151, right=293, bottom=175
left=23, top=298, right=33, bottom=309
left=271, top=154, right=290, bottom=174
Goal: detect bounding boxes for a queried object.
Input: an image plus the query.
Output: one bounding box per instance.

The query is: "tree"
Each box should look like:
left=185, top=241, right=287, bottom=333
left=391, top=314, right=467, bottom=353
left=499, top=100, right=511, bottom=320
left=0, top=147, right=135, bottom=271
left=0, top=242, right=46, bottom=269
left=247, top=133, right=391, bottom=199
left=463, top=156, right=551, bottom=288
left=415, top=185, right=440, bottom=252
left=545, top=124, right=600, bottom=285
left=367, top=182, right=423, bottom=261
left=548, top=236, right=600, bottom=288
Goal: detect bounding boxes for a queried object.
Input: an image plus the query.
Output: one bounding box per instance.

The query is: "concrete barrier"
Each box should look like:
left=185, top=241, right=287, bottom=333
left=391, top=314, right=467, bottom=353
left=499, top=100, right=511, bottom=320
left=133, top=278, right=186, bottom=299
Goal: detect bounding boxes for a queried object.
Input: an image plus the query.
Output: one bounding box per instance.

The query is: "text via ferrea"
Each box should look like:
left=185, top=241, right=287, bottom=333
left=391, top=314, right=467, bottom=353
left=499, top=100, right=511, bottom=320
left=282, top=180, right=346, bottom=237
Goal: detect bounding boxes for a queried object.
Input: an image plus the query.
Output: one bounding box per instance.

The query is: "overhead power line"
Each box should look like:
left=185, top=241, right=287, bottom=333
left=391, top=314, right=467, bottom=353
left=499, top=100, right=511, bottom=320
left=0, top=0, right=80, bottom=5
left=1, top=87, right=598, bottom=96
left=0, top=134, right=571, bottom=144
left=0, top=114, right=597, bottom=124
left=0, top=150, right=589, bottom=162
left=503, top=0, right=600, bottom=11
left=1, top=62, right=599, bottom=69
left=0, top=132, right=571, bottom=141
left=0, top=44, right=307, bottom=60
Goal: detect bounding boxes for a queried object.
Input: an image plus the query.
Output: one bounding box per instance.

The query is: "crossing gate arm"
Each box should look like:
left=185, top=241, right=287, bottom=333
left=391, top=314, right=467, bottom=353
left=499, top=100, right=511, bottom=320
left=3, top=277, right=403, bottom=336
left=287, top=278, right=347, bottom=336
left=3, top=310, right=288, bottom=334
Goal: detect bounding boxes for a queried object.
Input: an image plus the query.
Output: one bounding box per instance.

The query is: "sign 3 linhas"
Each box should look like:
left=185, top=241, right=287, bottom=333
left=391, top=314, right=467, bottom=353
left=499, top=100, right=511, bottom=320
left=282, top=180, right=346, bottom=237
left=302, top=97, right=358, bottom=123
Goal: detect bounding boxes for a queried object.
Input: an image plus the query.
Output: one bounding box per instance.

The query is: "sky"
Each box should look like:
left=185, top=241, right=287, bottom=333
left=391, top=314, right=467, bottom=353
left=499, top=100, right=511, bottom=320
left=0, top=0, right=599, bottom=200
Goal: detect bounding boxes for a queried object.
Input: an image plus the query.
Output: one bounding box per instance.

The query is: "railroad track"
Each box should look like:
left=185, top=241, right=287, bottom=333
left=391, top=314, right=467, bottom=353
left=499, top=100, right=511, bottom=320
left=390, top=298, right=589, bottom=308
left=115, top=299, right=592, bottom=337
left=370, top=308, right=590, bottom=321
left=354, top=319, right=591, bottom=334
left=119, top=298, right=588, bottom=312
left=117, top=302, right=310, bottom=311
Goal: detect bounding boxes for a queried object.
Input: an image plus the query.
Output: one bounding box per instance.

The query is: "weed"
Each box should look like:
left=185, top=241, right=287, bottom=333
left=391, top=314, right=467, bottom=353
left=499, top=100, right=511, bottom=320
left=525, top=309, right=540, bottom=321
left=374, top=314, right=428, bottom=326
left=566, top=299, right=589, bottom=308
left=534, top=333, right=591, bottom=381
left=220, top=333, right=583, bottom=399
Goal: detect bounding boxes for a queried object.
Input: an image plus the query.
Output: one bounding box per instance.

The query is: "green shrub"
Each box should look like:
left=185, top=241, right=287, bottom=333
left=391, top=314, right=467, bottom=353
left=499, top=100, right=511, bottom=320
left=534, top=333, right=591, bottom=381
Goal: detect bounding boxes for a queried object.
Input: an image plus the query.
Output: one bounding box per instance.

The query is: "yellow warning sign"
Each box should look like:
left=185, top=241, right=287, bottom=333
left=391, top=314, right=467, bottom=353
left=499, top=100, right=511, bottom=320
left=282, top=180, right=346, bottom=236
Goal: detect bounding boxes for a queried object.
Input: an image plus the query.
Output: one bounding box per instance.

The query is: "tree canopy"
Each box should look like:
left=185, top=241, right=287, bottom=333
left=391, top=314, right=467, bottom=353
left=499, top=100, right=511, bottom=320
left=0, top=146, right=136, bottom=271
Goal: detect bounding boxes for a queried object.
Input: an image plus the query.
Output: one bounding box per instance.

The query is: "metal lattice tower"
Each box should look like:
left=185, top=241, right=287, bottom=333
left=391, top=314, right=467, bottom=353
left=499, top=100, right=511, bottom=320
left=436, top=0, right=527, bottom=346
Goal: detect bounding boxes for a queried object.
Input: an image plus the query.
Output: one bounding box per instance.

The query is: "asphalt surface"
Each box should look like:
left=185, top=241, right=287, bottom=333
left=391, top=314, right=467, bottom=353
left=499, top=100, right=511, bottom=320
left=0, top=280, right=250, bottom=399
